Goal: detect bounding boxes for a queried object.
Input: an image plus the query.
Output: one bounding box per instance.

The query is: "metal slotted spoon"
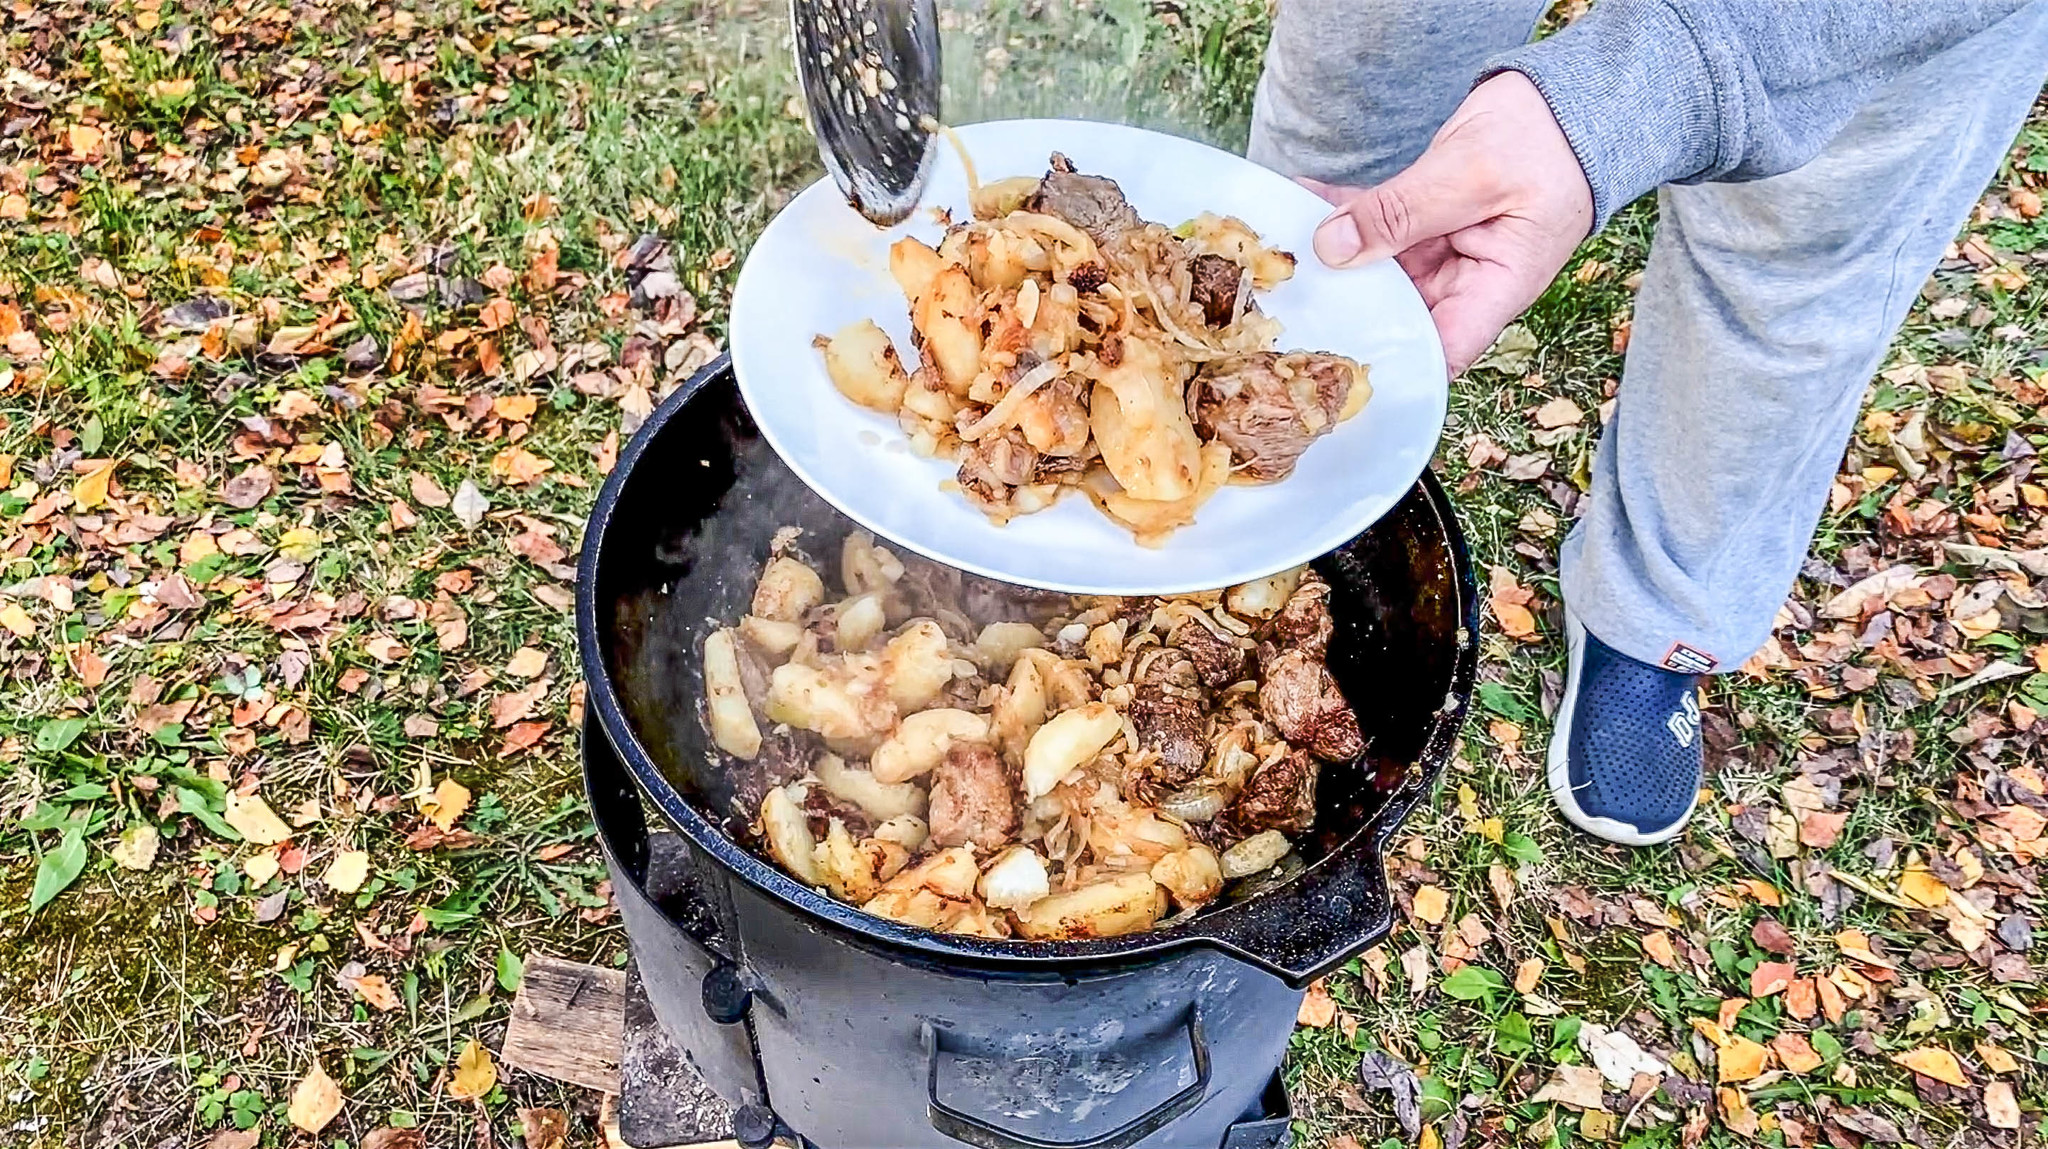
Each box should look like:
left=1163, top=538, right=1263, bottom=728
left=790, top=0, right=941, bottom=226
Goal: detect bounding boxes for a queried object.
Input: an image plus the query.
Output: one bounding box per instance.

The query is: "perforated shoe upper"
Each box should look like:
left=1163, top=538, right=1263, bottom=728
left=1549, top=616, right=1704, bottom=844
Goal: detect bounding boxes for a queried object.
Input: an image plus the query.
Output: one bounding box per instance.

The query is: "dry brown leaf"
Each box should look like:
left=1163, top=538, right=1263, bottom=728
left=1798, top=810, right=1848, bottom=848
left=288, top=1062, right=344, bottom=1132
left=364, top=635, right=409, bottom=663
left=519, top=1109, right=571, bottom=1149
left=1784, top=977, right=1818, bottom=1021
left=1642, top=930, right=1677, bottom=968
left=448, top=1038, right=497, bottom=1100
left=1985, top=1080, right=2020, bottom=1129
left=1513, top=957, right=1545, bottom=993
left=1717, top=1087, right=1759, bottom=1137
left=499, top=721, right=552, bottom=757
left=1771, top=1032, right=1823, bottom=1074
left=1533, top=396, right=1583, bottom=428
left=348, top=973, right=401, bottom=1011
left=224, top=792, right=293, bottom=846
left=1531, top=1063, right=1605, bottom=1111
left=505, top=647, right=548, bottom=678
left=1750, top=961, right=1794, bottom=998
left=409, top=472, right=451, bottom=508
left=1891, top=1045, right=1968, bottom=1087
left=1412, top=884, right=1449, bottom=925
left=491, top=682, right=548, bottom=728
left=1296, top=979, right=1336, bottom=1027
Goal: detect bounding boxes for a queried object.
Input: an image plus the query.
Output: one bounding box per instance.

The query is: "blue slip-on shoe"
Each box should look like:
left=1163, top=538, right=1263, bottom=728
left=1545, top=609, right=1705, bottom=846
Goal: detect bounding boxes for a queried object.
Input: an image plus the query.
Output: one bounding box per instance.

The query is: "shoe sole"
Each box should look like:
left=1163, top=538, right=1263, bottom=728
left=1545, top=609, right=1697, bottom=847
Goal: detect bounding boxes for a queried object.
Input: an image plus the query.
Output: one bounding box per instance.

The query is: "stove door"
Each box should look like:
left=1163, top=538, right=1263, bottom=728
left=734, top=885, right=1301, bottom=1149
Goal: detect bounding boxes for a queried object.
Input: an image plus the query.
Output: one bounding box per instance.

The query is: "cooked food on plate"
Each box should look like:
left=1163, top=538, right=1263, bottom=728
left=812, top=153, right=1372, bottom=544
left=704, top=527, right=1366, bottom=941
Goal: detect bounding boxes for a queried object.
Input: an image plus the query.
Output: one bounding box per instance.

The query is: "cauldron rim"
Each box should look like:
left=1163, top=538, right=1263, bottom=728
left=577, top=356, right=1479, bottom=987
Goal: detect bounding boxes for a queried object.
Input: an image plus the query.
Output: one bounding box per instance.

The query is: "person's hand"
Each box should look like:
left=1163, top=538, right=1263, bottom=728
left=1302, top=71, right=1593, bottom=376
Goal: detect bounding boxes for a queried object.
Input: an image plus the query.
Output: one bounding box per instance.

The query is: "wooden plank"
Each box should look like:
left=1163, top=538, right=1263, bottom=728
left=500, top=955, right=626, bottom=1094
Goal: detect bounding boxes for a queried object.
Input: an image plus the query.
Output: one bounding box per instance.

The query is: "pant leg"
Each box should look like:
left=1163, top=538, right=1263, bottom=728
left=1248, top=0, right=1552, bottom=184
left=1561, top=1, right=2048, bottom=674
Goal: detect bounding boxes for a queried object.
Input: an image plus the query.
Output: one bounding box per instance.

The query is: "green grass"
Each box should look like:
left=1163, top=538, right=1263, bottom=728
left=1, top=0, right=2045, bottom=1146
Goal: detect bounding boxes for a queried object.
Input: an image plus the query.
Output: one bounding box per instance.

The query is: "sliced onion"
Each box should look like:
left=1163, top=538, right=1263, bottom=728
left=1158, top=786, right=1227, bottom=824
left=957, top=360, right=1059, bottom=441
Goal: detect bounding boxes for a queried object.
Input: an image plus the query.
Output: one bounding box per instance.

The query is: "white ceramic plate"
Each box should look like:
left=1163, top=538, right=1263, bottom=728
left=729, top=118, right=1447, bottom=595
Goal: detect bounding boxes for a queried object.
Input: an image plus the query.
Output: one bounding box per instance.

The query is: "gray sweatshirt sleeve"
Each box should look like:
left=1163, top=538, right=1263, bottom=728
left=1481, top=0, right=2039, bottom=228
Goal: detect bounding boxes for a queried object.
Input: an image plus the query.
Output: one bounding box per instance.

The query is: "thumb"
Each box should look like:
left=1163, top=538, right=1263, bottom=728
left=1312, top=150, right=1495, bottom=268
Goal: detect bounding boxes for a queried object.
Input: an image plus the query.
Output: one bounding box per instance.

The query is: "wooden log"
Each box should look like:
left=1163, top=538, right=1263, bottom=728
left=499, top=954, right=626, bottom=1094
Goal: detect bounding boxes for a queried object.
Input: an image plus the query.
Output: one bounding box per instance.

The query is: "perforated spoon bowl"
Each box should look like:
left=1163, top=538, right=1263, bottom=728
left=789, top=0, right=941, bottom=225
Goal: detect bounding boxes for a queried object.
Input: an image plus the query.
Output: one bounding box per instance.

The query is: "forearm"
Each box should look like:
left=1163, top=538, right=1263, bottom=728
left=1484, top=0, right=2038, bottom=227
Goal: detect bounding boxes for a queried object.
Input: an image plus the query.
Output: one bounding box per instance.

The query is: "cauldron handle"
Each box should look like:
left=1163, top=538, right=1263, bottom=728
left=920, top=1012, right=1210, bottom=1149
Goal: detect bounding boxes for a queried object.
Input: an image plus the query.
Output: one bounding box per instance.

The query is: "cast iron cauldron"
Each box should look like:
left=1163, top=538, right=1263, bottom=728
left=577, top=357, right=1478, bottom=1149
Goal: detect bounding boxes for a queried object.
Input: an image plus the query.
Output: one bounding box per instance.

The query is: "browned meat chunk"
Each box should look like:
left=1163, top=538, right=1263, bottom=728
left=928, top=743, right=1017, bottom=848
left=1128, top=648, right=1207, bottom=787
left=725, top=730, right=809, bottom=838
left=958, top=428, right=1038, bottom=495
left=1030, top=153, right=1142, bottom=246
left=1067, top=262, right=1108, bottom=294
left=1188, top=254, right=1245, bottom=327
left=1224, top=749, right=1318, bottom=835
left=1268, top=572, right=1334, bottom=661
left=1191, top=352, right=1355, bottom=481
left=803, top=786, right=877, bottom=840
left=1258, top=647, right=1363, bottom=761
left=1170, top=619, right=1250, bottom=688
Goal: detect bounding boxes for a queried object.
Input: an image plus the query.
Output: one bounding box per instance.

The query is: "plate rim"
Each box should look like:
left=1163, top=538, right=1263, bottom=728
left=730, top=116, right=1448, bottom=595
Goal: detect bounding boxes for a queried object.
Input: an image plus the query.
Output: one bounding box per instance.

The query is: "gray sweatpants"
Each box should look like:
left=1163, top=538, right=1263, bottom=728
left=1251, top=2, right=2048, bottom=673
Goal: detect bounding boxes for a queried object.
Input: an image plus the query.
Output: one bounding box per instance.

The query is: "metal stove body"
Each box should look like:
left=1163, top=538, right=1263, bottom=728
left=578, top=358, right=1477, bottom=1149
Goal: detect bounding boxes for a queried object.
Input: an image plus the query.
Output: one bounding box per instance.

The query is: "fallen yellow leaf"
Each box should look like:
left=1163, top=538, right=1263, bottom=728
left=224, top=792, right=293, bottom=846
left=421, top=779, right=471, bottom=832
left=68, top=123, right=104, bottom=158
left=1717, top=1036, right=1769, bottom=1083
left=323, top=849, right=371, bottom=895
left=1976, top=1041, right=2019, bottom=1075
left=287, top=1062, right=344, bottom=1132
left=1457, top=784, right=1480, bottom=821
left=449, top=1038, right=497, bottom=1100
left=243, top=849, right=281, bottom=885
left=1892, top=1046, right=1968, bottom=1088
left=1892, top=864, right=1941, bottom=909
left=0, top=603, right=33, bottom=638
left=71, top=460, right=116, bottom=510
left=1412, top=884, right=1449, bottom=925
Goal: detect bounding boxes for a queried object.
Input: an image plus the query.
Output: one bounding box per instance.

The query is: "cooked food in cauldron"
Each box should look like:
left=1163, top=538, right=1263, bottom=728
left=700, top=526, right=1365, bottom=940
left=812, top=152, right=1373, bottom=544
